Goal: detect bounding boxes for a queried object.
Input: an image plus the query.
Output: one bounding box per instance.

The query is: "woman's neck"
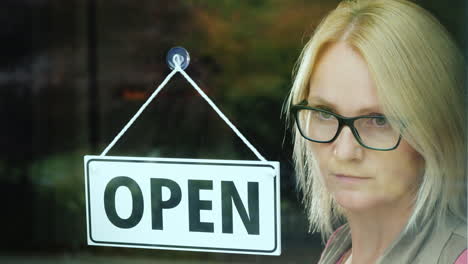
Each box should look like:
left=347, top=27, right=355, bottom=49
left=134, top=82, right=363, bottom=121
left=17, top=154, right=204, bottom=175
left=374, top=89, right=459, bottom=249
left=345, top=202, right=413, bottom=264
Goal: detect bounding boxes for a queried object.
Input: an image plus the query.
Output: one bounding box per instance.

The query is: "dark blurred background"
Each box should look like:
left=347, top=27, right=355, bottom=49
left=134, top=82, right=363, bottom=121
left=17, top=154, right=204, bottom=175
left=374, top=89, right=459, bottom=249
left=0, top=0, right=466, bottom=263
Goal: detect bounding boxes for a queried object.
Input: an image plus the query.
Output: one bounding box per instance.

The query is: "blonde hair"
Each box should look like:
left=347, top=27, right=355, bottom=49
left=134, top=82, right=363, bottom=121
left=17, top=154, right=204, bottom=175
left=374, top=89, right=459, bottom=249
left=285, top=0, right=466, bottom=239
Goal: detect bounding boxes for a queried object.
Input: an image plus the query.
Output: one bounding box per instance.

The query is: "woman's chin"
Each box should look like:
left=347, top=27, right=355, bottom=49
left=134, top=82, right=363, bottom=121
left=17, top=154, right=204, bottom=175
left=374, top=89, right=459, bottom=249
left=333, top=190, right=382, bottom=212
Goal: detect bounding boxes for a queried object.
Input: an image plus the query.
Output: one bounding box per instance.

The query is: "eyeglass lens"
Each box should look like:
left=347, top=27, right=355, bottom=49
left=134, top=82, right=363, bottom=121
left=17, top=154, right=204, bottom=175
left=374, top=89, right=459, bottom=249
left=296, top=109, right=400, bottom=149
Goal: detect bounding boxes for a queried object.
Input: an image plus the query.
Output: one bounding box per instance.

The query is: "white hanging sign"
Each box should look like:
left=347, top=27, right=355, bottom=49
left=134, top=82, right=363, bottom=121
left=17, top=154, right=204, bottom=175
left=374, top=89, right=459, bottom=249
left=85, top=155, right=280, bottom=255
left=84, top=47, right=281, bottom=255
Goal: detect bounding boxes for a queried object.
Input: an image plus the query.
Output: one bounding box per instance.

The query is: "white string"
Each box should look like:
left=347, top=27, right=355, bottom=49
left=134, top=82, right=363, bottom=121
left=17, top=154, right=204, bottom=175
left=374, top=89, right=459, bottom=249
left=101, top=54, right=267, bottom=162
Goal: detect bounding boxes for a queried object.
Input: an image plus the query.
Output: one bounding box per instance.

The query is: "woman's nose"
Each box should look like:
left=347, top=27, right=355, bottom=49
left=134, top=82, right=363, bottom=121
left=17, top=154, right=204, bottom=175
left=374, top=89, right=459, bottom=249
left=332, top=126, right=363, bottom=161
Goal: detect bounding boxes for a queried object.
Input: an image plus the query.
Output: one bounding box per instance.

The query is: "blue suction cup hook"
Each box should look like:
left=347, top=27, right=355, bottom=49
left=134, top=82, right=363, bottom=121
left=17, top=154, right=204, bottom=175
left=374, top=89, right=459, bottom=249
left=167, top=47, right=190, bottom=70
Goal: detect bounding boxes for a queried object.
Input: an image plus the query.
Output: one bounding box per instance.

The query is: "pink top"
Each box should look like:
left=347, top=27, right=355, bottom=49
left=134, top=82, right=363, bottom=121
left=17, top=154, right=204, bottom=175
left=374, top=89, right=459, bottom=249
left=455, top=249, right=467, bottom=264
left=335, top=252, right=347, bottom=264
left=319, top=225, right=348, bottom=264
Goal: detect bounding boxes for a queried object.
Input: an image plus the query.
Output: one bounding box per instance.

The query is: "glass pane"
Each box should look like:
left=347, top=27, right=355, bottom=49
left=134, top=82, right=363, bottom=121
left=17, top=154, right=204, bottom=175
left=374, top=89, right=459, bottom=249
left=1, top=0, right=465, bottom=263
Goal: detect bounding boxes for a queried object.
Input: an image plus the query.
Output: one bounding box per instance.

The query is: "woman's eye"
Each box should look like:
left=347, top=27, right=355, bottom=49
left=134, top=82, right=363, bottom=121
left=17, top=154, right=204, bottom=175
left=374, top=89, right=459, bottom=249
left=372, top=116, right=388, bottom=127
left=318, top=112, right=333, bottom=120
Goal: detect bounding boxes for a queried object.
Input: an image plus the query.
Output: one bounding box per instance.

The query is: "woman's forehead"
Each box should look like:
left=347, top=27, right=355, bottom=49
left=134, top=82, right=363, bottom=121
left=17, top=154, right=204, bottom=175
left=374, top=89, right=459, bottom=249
left=307, top=42, right=382, bottom=115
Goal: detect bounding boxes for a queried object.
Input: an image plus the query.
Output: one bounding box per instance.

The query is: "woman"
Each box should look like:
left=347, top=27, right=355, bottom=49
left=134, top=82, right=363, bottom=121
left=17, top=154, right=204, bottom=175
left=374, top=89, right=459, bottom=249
left=285, top=0, right=467, bottom=263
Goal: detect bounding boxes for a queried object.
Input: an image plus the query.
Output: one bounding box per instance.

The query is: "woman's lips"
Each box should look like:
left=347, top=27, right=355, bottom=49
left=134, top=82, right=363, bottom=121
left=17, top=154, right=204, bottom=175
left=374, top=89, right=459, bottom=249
left=334, top=174, right=371, bottom=182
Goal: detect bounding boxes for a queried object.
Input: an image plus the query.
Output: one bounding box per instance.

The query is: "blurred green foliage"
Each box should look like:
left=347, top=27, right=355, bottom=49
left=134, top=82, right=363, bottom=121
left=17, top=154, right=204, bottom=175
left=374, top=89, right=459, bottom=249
left=30, top=149, right=87, bottom=211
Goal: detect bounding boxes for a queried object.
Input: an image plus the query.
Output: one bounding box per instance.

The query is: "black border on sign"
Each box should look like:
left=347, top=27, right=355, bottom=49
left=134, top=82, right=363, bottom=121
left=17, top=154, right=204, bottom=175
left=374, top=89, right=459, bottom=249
left=85, top=157, right=279, bottom=253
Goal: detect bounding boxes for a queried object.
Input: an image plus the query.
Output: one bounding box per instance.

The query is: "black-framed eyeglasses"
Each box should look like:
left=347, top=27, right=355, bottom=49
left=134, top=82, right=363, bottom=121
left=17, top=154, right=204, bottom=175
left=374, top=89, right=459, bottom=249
left=291, top=100, right=402, bottom=151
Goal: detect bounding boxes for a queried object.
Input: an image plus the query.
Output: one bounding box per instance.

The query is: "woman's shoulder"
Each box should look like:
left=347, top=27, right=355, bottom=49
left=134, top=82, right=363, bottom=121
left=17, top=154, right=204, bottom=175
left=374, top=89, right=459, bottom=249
left=438, top=218, right=467, bottom=264
left=378, top=214, right=465, bottom=264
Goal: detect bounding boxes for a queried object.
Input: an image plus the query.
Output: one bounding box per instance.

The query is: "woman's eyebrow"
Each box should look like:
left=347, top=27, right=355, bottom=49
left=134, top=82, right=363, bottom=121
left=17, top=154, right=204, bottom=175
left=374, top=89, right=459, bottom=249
left=308, top=96, right=382, bottom=115
left=307, top=96, right=338, bottom=111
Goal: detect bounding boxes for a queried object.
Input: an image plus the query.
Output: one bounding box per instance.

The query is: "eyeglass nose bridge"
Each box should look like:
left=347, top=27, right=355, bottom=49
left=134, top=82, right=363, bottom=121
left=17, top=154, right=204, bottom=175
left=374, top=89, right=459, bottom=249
left=331, top=116, right=363, bottom=145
